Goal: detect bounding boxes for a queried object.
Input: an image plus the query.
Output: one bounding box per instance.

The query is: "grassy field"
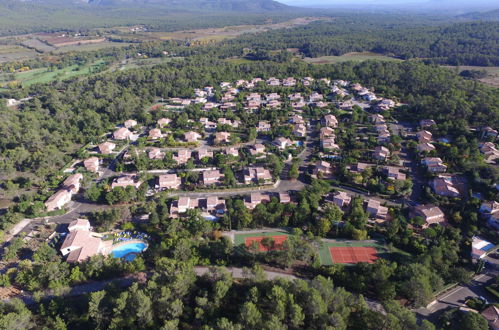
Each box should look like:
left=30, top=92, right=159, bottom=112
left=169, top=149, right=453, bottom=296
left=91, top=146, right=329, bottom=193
left=0, top=60, right=106, bottom=87
left=303, top=52, right=402, bottom=65
left=442, top=65, right=499, bottom=87
left=225, top=58, right=254, bottom=65
left=53, top=41, right=131, bottom=54
left=0, top=45, right=38, bottom=63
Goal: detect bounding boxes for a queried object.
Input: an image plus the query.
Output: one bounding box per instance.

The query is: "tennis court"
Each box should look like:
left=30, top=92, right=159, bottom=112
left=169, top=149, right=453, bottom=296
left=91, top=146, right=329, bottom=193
left=245, top=235, right=288, bottom=252
left=329, top=246, right=378, bottom=264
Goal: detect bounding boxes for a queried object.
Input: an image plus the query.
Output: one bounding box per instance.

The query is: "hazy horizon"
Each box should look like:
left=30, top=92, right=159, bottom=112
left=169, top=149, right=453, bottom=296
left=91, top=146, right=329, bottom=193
left=279, top=0, right=498, bottom=10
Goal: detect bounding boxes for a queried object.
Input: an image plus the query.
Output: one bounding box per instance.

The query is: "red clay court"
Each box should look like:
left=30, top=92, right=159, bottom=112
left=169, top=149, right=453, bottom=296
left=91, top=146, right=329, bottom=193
left=245, top=235, right=288, bottom=252
left=329, top=246, right=378, bottom=264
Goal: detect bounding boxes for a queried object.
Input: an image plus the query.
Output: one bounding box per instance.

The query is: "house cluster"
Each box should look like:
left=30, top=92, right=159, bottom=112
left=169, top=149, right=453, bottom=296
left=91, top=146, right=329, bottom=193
left=244, top=192, right=292, bottom=210
left=327, top=191, right=389, bottom=222
left=169, top=196, right=226, bottom=218
left=370, top=114, right=391, bottom=144
left=45, top=174, right=83, bottom=212
left=320, top=114, right=339, bottom=152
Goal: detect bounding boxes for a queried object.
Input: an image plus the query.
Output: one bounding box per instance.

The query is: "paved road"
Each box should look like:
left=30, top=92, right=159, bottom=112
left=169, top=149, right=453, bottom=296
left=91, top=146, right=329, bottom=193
left=415, top=255, right=499, bottom=322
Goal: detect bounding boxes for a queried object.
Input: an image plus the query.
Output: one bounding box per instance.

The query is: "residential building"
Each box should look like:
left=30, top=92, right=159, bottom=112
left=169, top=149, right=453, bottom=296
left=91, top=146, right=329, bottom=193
left=332, top=191, right=351, bottom=209
left=197, top=148, right=214, bottom=160
left=148, top=147, right=164, bottom=160
left=225, top=147, right=239, bottom=157
left=214, top=132, right=231, bottom=144
left=157, top=174, right=181, bottom=190
left=320, top=127, right=335, bottom=140
left=256, top=121, right=271, bottom=132
left=411, top=205, right=445, bottom=228
left=83, top=157, right=99, bottom=173
left=421, top=157, right=447, bottom=173
left=273, top=137, right=293, bottom=150
left=249, top=144, right=266, bottom=156
left=98, top=142, right=116, bottom=154
left=366, top=199, right=388, bottom=219
left=383, top=167, right=406, bottom=181
left=157, top=118, right=171, bottom=127
left=245, top=193, right=271, bottom=210
left=417, top=143, right=436, bottom=153
left=431, top=176, right=460, bottom=197
left=321, top=138, right=339, bottom=151
left=420, top=119, right=436, bottom=128
left=174, top=149, right=192, bottom=164
left=373, top=146, right=390, bottom=160
left=244, top=167, right=272, bottom=184
left=68, top=218, right=91, bottom=232
left=322, top=114, right=338, bottom=128
left=416, top=130, right=433, bottom=143
left=279, top=192, right=291, bottom=204
left=60, top=219, right=103, bottom=263
left=62, top=173, right=83, bottom=193
left=481, top=305, right=499, bottom=330
left=480, top=201, right=499, bottom=215
left=293, top=124, right=307, bottom=138
left=148, top=128, right=163, bottom=140
left=313, top=161, right=333, bottom=177
left=184, top=131, right=201, bottom=143
left=113, top=127, right=132, bottom=140
left=289, top=115, right=304, bottom=125
left=45, top=188, right=73, bottom=212
left=202, top=170, right=223, bottom=186
left=124, top=119, right=137, bottom=128
left=111, top=174, right=142, bottom=189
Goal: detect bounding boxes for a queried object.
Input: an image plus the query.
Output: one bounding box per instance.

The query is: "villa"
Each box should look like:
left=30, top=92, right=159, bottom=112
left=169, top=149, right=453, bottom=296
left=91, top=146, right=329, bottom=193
left=111, top=174, right=142, bottom=189
left=244, top=193, right=271, bottom=210
left=157, top=174, right=181, bottom=190
left=250, top=144, right=266, bottom=156
left=113, top=127, right=132, bottom=140
left=322, top=114, right=338, bottom=128
left=366, top=199, right=388, bottom=220
left=202, top=170, right=224, bottom=186
left=98, top=142, right=116, bottom=154
left=148, top=128, right=163, bottom=140
left=45, top=188, right=73, bottom=212
left=332, top=191, right=351, bottom=209
left=157, top=118, right=171, bottom=127
left=244, top=167, right=272, bottom=184
left=60, top=219, right=103, bottom=263
left=273, top=137, right=293, bottom=150
left=83, top=157, right=99, bottom=173
left=411, top=205, right=445, bottom=228
left=124, top=119, right=137, bottom=128
left=148, top=147, right=164, bottom=160
left=373, top=146, right=390, bottom=160
left=173, top=149, right=192, bottom=164
left=197, top=148, right=214, bottom=160
left=214, top=132, right=231, bottom=144
left=313, top=161, right=333, bottom=177
left=184, top=131, right=201, bottom=143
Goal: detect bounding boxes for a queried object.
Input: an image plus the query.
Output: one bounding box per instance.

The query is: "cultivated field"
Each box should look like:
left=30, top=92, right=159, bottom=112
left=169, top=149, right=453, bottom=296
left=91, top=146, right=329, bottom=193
left=303, top=52, right=402, bottom=65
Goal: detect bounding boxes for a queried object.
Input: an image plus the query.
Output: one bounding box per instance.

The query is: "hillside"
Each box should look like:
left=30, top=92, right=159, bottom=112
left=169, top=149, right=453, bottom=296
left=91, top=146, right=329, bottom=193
left=458, top=8, right=499, bottom=20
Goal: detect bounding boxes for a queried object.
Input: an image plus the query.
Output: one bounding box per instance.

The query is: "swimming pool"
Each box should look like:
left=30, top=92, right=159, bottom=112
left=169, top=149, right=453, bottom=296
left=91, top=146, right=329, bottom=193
left=110, top=242, right=147, bottom=261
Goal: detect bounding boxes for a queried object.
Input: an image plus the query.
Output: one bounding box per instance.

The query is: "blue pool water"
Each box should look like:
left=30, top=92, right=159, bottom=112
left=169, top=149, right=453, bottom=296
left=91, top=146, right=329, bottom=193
left=111, top=242, right=147, bottom=261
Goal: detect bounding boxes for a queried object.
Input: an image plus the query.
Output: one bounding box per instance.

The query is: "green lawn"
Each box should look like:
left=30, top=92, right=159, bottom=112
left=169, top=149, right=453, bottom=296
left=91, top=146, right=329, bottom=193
left=2, top=60, right=107, bottom=87
left=303, top=52, right=402, bottom=65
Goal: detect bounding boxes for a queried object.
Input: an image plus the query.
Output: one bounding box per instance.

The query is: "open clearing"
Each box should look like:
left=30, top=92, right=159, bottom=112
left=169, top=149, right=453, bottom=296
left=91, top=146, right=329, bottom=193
left=303, top=52, right=402, bottom=65
left=0, top=60, right=106, bottom=87
left=0, top=45, right=38, bottom=63
left=118, top=17, right=332, bottom=43
left=442, top=65, right=499, bottom=87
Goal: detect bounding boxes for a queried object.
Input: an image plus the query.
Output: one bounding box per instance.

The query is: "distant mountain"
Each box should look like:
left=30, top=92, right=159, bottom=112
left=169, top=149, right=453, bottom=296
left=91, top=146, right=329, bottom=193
left=9, top=0, right=291, bottom=11
left=457, top=9, right=499, bottom=20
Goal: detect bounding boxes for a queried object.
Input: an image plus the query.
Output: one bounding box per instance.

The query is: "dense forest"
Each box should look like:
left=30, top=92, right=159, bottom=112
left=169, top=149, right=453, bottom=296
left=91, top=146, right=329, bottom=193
left=222, top=17, right=499, bottom=66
